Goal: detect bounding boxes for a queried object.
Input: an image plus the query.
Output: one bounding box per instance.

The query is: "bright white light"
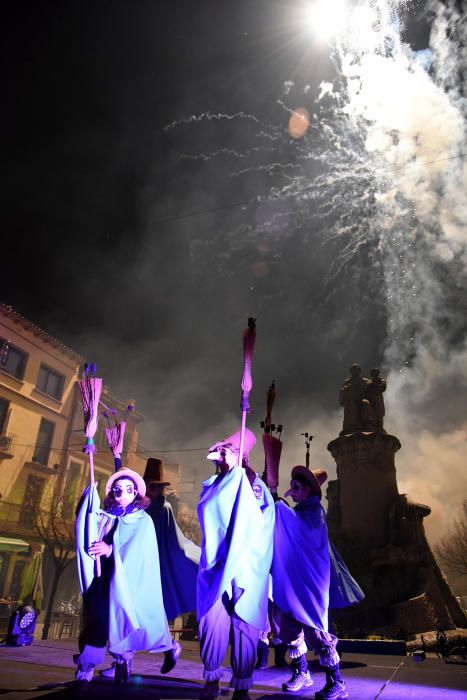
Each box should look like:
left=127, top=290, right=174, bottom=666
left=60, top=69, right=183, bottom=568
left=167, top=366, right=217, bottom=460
left=305, top=0, right=349, bottom=41
left=348, top=4, right=380, bottom=53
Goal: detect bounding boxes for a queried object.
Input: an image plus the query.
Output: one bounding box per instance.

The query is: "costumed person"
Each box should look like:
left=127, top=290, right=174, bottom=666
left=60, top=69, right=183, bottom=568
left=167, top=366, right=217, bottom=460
left=144, top=458, right=200, bottom=661
left=256, top=382, right=288, bottom=671
left=99, top=409, right=183, bottom=679
left=272, top=466, right=364, bottom=699
left=101, top=457, right=199, bottom=678
left=197, top=428, right=275, bottom=700
left=74, top=468, right=177, bottom=684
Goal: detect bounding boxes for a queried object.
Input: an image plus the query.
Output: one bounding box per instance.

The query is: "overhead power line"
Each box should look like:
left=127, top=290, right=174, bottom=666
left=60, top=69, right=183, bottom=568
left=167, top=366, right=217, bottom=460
left=11, top=442, right=209, bottom=454
left=155, top=152, right=467, bottom=226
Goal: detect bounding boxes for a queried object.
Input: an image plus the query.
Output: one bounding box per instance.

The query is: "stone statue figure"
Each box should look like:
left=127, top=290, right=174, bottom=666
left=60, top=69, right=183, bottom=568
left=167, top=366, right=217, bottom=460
left=339, top=364, right=387, bottom=435
left=339, top=364, right=372, bottom=435
left=366, top=368, right=386, bottom=432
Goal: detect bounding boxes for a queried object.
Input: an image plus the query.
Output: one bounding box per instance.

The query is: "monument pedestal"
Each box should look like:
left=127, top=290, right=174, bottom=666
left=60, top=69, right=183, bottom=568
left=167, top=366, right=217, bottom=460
left=327, top=430, right=467, bottom=636
left=327, top=432, right=400, bottom=550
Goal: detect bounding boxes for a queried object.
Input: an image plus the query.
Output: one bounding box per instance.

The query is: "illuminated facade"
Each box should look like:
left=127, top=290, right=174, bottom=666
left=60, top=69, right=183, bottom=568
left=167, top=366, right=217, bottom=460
left=0, top=304, right=85, bottom=611
left=0, top=304, right=181, bottom=626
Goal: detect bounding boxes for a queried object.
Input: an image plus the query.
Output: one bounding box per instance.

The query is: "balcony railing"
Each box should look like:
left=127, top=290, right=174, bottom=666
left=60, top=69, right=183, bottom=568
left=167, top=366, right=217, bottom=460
left=0, top=501, right=75, bottom=546
left=0, top=500, right=41, bottom=537
left=22, top=445, right=63, bottom=471
left=0, top=432, right=16, bottom=459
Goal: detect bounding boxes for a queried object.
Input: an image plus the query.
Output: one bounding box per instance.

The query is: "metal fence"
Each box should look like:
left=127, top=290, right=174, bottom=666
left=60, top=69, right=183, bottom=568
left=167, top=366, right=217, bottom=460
left=0, top=501, right=38, bottom=537
left=0, top=432, right=16, bottom=457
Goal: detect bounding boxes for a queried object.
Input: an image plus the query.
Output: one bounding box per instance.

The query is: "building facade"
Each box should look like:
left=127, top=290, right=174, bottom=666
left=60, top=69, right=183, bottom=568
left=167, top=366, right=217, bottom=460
left=0, top=304, right=182, bottom=630
left=0, top=304, right=85, bottom=615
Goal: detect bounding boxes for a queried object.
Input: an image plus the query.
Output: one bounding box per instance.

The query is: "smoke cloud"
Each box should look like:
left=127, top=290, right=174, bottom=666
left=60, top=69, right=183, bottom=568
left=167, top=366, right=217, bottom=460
left=3, top=1, right=466, bottom=545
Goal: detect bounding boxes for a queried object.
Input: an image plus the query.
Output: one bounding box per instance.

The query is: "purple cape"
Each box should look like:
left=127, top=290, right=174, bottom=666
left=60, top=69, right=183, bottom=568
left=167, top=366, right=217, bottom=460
left=272, top=496, right=330, bottom=631
left=271, top=496, right=364, bottom=631
left=146, top=496, right=200, bottom=621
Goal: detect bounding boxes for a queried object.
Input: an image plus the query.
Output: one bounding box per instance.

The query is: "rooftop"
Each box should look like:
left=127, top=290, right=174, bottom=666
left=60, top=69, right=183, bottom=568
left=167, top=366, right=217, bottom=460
left=0, top=304, right=85, bottom=364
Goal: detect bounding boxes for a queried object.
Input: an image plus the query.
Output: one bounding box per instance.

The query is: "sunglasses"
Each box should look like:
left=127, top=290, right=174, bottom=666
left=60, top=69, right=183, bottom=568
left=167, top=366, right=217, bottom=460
left=112, top=485, right=136, bottom=496
left=208, top=448, right=227, bottom=459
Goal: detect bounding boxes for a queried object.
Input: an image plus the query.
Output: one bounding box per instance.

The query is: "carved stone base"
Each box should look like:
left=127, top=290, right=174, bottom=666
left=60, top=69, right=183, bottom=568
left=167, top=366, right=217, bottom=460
left=390, top=594, right=443, bottom=634
left=327, top=429, right=467, bottom=635
left=327, top=432, right=400, bottom=547
left=331, top=593, right=441, bottom=637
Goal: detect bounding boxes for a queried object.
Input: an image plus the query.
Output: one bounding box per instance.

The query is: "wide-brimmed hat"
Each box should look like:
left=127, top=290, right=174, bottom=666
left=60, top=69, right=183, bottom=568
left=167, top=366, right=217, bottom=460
left=288, top=465, right=328, bottom=499
left=207, top=428, right=256, bottom=464
left=143, top=458, right=170, bottom=486
left=105, top=468, right=146, bottom=496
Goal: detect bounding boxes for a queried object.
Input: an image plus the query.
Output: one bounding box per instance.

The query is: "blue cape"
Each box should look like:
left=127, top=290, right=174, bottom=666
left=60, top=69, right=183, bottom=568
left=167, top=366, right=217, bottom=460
left=329, top=540, right=364, bottom=608
left=197, top=466, right=274, bottom=630
left=146, top=496, right=200, bottom=620
left=75, top=485, right=172, bottom=654
left=272, top=497, right=330, bottom=631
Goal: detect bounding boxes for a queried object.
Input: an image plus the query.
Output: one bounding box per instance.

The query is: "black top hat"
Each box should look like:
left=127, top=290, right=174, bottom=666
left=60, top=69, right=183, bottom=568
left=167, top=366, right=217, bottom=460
left=143, top=458, right=171, bottom=486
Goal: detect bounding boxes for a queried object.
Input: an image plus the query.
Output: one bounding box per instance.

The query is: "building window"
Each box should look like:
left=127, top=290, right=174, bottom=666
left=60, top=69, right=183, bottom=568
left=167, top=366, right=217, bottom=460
left=33, top=418, right=55, bottom=466
left=20, top=475, right=45, bottom=528
left=94, top=424, right=107, bottom=451
left=123, top=429, right=130, bottom=458
left=63, top=461, right=83, bottom=519
left=0, top=397, right=9, bottom=433
left=0, top=338, right=28, bottom=380
left=36, top=364, right=65, bottom=401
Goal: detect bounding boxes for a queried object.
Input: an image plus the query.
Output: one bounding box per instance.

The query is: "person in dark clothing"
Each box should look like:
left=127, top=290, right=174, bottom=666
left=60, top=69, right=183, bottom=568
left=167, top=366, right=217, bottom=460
left=272, top=466, right=362, bottom=699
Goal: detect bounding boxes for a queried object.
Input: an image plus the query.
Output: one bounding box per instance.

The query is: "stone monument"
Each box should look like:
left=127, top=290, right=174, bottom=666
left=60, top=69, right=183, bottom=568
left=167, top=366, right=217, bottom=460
left=327, top=364, right=467, bottom=635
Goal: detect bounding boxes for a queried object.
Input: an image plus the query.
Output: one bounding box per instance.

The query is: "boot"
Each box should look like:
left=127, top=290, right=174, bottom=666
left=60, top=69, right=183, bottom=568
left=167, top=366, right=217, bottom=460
left=115, top=659, right=131, bottom=685
left=315, top=665, right=348, bottom=700
left=199, top=680, right=220, bottom=700
left=255, top=640, right=269, bottom=669
left=274, top=642, right=289, bottom=668
left=232, top=691, right=251, bottom=700
left=282, top=653, right=313, bottom=692
left=161, top=640, right=182, bottom=674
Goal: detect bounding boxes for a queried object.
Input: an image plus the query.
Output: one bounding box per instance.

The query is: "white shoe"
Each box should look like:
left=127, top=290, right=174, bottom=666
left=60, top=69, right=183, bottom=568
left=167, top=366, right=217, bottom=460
left=99, top=662, right=116, bottom=678
left=282, top=670, right=313, bottom=692
left=75, top=666, right=94, bottom=682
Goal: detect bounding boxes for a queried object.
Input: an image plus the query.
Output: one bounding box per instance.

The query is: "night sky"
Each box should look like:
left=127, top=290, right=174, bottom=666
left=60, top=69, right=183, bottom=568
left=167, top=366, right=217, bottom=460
left=2, top=0, right=466, bottom=541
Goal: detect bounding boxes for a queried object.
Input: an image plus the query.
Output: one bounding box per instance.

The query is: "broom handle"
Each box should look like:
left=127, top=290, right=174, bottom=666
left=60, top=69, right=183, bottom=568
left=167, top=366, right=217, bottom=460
left=238, top=318, right=256, bottom=467
left=238, top=410, right=247, bottom=468
left=89, top=451, right=101, bottom=577
left=89, top=448, right=95, bottom=485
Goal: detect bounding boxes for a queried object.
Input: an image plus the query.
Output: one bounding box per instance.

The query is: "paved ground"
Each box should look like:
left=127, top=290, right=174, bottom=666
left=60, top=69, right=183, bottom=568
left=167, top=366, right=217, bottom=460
left=0, top=638, right=466, bottom=700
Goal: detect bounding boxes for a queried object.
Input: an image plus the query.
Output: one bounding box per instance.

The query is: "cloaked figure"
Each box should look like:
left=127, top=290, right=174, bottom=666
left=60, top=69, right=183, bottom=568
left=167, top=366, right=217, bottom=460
left=99, top=458, right=199, bottom=680
left=197, top=428, right=275, bottom=700
left=272, top=466, right=364, bottom=699
left=74, top=468, right=178, bottom=685
left=256, top=382, right=289, bottom=670
left=144, top=458, right=200, bottom=625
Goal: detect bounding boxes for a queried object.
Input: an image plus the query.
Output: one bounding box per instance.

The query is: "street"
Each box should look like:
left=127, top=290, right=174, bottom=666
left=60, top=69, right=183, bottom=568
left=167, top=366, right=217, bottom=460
left=0, top=639, right=466, bottom=699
